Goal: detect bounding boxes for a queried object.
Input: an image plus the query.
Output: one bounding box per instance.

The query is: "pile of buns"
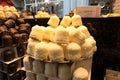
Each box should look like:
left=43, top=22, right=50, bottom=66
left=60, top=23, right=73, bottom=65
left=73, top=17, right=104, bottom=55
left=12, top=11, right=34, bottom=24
left=0, top=6, right=19, bottom=19
left=27, top=15, right=97, bottom=62
left=25, top=15, right=97, bottom=80
left=35, top=11, right=50, bottom=18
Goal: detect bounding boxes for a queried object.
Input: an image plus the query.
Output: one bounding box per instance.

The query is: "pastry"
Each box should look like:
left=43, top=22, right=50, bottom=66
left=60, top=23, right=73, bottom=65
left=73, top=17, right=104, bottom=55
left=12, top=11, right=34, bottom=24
left=72, top=15, right=82, bottom=27
left=34, top=42, right=49, bottom=61
left=47, top=15, right=60, bottom=28
left=66, top=42, right=81, bottom=61
left=73, top=67, right=88, bottom=80
left=49, top=43, right=64, bottom=62
left=54, top=26, right=69, bottom=44
left=60, top=16, right=71, bottom=27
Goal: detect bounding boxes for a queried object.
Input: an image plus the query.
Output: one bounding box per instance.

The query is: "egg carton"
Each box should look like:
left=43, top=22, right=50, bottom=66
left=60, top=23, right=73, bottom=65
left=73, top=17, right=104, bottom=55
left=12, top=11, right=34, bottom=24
left=0, top=57, right=24, bottom=74
left=0, top=70, right=26, bottom=80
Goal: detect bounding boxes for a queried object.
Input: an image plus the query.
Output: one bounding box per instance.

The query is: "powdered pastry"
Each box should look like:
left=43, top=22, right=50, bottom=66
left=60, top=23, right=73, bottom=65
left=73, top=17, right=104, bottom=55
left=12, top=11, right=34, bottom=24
left=29, top=25, right=44, bottom=41
left=27, top=38, right=39, bottom=57
left=73, top=67, right=88, bottom=80
left=67, top=42, right=81, bottom=61
left=72, top=15, right=82, bottom=27
left=49, top=43, right=64, bottom=62
left=54, top=26, right=69, bottom=44
left=42, top=26, right=54, bottom=41
left=34, top=42, right=49, bottom=60
left=47, top=15, right=60, bottom=28
left=77, top=25, right=90, bottom=39
left=60, top=16, right=71, bottom=27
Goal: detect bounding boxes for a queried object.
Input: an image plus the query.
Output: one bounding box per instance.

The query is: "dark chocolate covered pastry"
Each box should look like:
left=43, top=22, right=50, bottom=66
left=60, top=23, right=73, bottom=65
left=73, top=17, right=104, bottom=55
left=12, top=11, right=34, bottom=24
left=0, top=25, right=9, bottom=36
left=16, top=18, right=25, bottom=25
left=4, top=19, right=16, bottom=28
left=8, top=14, right=18, bottom=21
left=0, top=18, right=3, bottom=26
left=2, top=49, right=16, bottom=62
left=12, top=33, right=22, bottom=44
left=17, top=45, right=26, bottom=57
left=9, top=28, right=18, bottom=35
left=21, top=33, right=29, bottom=42
left=1, top=35, right=13, bottom=47
left=19, top=24, right=29, bottom=33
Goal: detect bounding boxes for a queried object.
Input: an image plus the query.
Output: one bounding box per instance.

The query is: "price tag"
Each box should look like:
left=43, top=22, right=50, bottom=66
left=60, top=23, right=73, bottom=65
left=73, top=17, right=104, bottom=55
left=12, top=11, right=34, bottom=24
left=74, top=6, right=101, bottom=17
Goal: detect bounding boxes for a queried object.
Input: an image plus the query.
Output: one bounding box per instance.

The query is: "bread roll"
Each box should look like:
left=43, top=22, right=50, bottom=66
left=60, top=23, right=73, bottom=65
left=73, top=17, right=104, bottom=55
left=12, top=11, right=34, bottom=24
left=0, top=6, right=3, bottom=11
left=10, top=6, right=17, bottom=12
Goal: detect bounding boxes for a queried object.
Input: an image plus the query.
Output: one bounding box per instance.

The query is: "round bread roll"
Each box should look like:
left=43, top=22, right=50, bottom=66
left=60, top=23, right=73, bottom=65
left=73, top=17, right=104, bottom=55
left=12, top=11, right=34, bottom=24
left=0, top=6, right=4, bottom=11
left=45, top=62, right=58, bottom=77
left=0, top=11, right=5, bottom=18
left=10, top=6, right=17, bottom=12
left=58, top=63, right=72, bottom=80
left=23, top=56, right=33, bottom=71
left=36, top=74, right=47, bottom=80
left=47, top=15, right=60, bottom=28
left=32, top=60, right=45, bottom=73
left=12, top=11, right=20, bottom=18
left=4, top=6, right=10, bottom=12
left=4, top=11, right=13, bottom=18
left=60, top=16, right=71, bottom=27
left=73, top=67, right=88, bottom=80
left=27, top=38, right=39, bottom=57
left=54, top=26, right=69, bottom=44
left=72, top=15, right=82, bottom=27
left=49, top=43, right=64, bottom=62
left=66, top=42, right=81, bottom=61
left=29, top=25, right=44, bottom=41
left=34, top=42, right=49, bottom=61
left=26, top=72, right=36, bottom=80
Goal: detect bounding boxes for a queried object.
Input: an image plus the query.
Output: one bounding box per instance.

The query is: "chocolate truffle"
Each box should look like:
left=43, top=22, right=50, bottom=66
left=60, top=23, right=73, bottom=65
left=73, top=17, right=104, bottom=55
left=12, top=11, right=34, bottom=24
left=2, top=49, right=16, bottom=61
left=1, top=35, right=13, bottom=47
left=4, top=19, right=16, bottom=28
left=12, top=34, right=22, bottom=44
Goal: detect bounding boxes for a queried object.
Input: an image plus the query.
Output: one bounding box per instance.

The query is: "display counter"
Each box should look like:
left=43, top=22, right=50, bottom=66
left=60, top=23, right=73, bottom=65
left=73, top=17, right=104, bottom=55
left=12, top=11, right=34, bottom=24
left=24, top=17, right=120, bottom=80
